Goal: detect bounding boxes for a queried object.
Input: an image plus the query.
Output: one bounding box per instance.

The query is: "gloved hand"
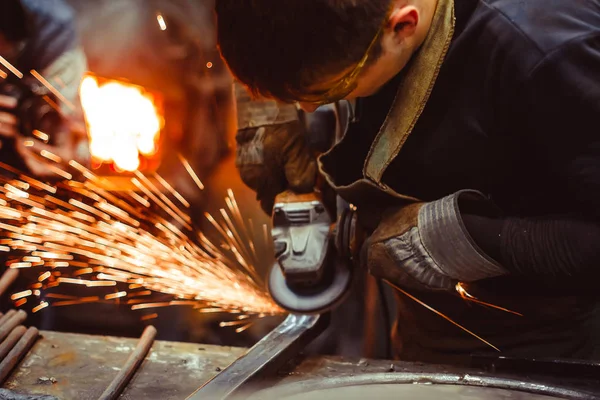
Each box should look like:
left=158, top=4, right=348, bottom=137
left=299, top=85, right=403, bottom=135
left=235, top=120, right=318, bottom=214
left=358, top=190, right=508, bottom=292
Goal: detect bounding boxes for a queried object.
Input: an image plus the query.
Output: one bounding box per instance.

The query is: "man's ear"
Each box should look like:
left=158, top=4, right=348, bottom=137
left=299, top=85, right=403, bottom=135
left=388, top=6, right=419, bottom=42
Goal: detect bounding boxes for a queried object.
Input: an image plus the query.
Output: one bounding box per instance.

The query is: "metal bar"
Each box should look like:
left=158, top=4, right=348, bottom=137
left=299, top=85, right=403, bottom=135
left=0, top=269, right=18, bottom=298
left=0, top=310, right=16, bottom=328
left=187, top=314, right=327, bottom=400
left=0, top=327, right=39, bottom=384
left=0, top=311, right=26, bottom=343
left=97, top=325, right=157, bottom=400
left=0, top=326, right=26, bottom=360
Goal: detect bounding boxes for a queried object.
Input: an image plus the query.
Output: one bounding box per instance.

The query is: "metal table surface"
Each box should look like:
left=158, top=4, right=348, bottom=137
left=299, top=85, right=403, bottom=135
left=3, top=331, right=244, bottom=400
left=2, top=331, right=599, bottom=400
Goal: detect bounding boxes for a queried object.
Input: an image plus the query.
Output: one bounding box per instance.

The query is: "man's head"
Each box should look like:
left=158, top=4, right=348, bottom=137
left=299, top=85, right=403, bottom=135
left=215, top=0, right=435, bottom=110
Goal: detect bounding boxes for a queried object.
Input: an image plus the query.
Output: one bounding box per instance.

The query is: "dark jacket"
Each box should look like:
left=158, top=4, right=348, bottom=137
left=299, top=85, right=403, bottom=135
left=322, top=0, right=600, bottom=364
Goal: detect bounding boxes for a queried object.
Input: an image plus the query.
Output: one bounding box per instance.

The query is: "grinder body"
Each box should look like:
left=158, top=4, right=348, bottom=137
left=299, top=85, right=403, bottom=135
left=268, top=191, right=356, bottom=314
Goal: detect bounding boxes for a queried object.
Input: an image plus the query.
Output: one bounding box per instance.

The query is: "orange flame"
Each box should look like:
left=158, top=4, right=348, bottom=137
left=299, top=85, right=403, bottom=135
left=79, top=74, right=164, bottom=172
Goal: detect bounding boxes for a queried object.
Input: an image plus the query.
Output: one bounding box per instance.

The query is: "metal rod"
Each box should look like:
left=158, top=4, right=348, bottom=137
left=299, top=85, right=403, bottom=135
left=187, top=314, right=327, bottom=400
left=97, top=325, right=157, bottom=400
left=0, top=326, right=26, bottom=360
left=0, top=327, right=38, bottom=384
left=0, top=310, right=26, bottom=343
left=0, top=269, right=18, bottom=298
left=0, top=310, right=16, bottom=328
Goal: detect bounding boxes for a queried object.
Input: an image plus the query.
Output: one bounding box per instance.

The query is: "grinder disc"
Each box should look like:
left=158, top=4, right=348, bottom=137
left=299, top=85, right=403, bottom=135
left=268, top=261, right=352, bottom=314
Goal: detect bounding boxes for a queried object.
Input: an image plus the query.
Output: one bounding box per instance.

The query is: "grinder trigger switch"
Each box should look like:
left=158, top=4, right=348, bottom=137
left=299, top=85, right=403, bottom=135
left=268, top=191, right=352, bottom=314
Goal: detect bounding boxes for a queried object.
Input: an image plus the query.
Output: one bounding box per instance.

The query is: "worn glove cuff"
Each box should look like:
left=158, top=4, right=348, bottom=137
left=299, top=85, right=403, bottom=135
left=418, top=190, right=507, bottom=282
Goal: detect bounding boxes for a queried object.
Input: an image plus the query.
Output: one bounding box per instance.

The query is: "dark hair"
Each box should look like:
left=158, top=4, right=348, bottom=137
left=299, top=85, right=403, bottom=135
left=215, top=0, right=389, bottom=102
left=0, top=0, right=29, bottom=42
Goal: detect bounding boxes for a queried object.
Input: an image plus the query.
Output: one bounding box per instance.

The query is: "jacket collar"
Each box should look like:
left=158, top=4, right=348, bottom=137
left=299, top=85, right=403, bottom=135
left=363, top=0, right=456, bottom=183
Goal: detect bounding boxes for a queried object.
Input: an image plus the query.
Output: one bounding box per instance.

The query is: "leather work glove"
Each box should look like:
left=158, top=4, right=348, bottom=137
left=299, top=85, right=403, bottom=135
left=362, top=190, right=508, bottom=292
left=234, top=82, right=339, bottom=215
left=235, top=120, right=318, bottom=214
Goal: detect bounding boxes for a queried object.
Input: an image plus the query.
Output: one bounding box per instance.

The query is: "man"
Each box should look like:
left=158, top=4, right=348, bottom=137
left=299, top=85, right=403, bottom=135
left=0, top=0, right=89, bottom=178
left=216, top=0, right=600, bottom=366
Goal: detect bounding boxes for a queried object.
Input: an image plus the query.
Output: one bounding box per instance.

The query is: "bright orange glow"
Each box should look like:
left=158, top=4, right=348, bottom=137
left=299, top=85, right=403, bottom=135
left=79, top=74, right=164, bottom=172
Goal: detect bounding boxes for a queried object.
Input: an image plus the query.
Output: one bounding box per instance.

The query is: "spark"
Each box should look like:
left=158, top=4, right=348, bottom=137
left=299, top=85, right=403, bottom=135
left=219, top=320, right=250, bottom=327
left=386, top=280, right=500, bottom=352
left=105, top=291, right=127, bottom=300
left=178, top=154, right=204, bottom=190
left=30, top=69, right=75, bottom=111
left=32, top=301, right=49, bottom=313
left=141, top=313, right=158, bottom=321
left=33, top=130, right=49, bottom=142
left=11, top=290, right=32, bottom=300
left=153, top=174, right=190, bottom=208
left=455, top=283, right=522, bottom=316
left=86, top=281, right=117, bottom=287
left=42, top=95, right=63, bottom=114
left=40, top=150, right=62, bottom=163
left=156, top=13, right=167, bottom=31
left=0, top=56, right=23, bottom=78
left=0, top=97, right=280, bottom=330
left=46, top=164, right=72, bottom=180
left=38, top=271, right=51, bottom=282
left=131, top=302, right=171, bottom=311
left=14, top=298, right=27, bottom=307
left=10, top=262, right=32, bottom=269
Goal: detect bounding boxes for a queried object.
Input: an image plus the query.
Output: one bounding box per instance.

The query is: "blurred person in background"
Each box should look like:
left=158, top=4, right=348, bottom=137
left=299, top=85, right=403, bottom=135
left=0, top=0, right=89, bottom=178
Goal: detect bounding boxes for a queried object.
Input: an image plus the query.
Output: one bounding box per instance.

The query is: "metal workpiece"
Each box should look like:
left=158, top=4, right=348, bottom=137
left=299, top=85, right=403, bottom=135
left=2, top=330, right=598, bottom=399
left=247, top=372, right=600, bottom=400
left=98, top=325, right=157, bottom=400
left=187, top=313, right=328, bottom=400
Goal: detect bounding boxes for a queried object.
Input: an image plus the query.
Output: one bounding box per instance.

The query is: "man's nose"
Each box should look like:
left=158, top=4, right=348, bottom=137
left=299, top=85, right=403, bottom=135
left=298, top=102, right=319, bottom=113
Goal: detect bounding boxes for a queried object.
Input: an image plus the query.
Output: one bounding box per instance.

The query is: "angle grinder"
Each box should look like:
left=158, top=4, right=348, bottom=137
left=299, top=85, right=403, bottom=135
left=267, top=191, right=361, bottom=314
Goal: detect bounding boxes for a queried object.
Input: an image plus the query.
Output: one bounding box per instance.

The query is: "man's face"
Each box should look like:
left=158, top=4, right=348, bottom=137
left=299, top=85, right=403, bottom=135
left=297, top=47, right=411, bottom=112
left=294, top=3, right=428, bottom=112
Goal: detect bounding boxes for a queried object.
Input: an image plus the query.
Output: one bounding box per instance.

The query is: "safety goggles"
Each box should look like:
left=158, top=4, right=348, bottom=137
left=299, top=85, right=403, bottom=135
left=293, top=9, right=390, bottom=106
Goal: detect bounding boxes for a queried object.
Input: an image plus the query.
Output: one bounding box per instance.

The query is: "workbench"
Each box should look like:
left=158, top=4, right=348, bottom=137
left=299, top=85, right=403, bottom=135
left=3, top=330, right=600, bottom=399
